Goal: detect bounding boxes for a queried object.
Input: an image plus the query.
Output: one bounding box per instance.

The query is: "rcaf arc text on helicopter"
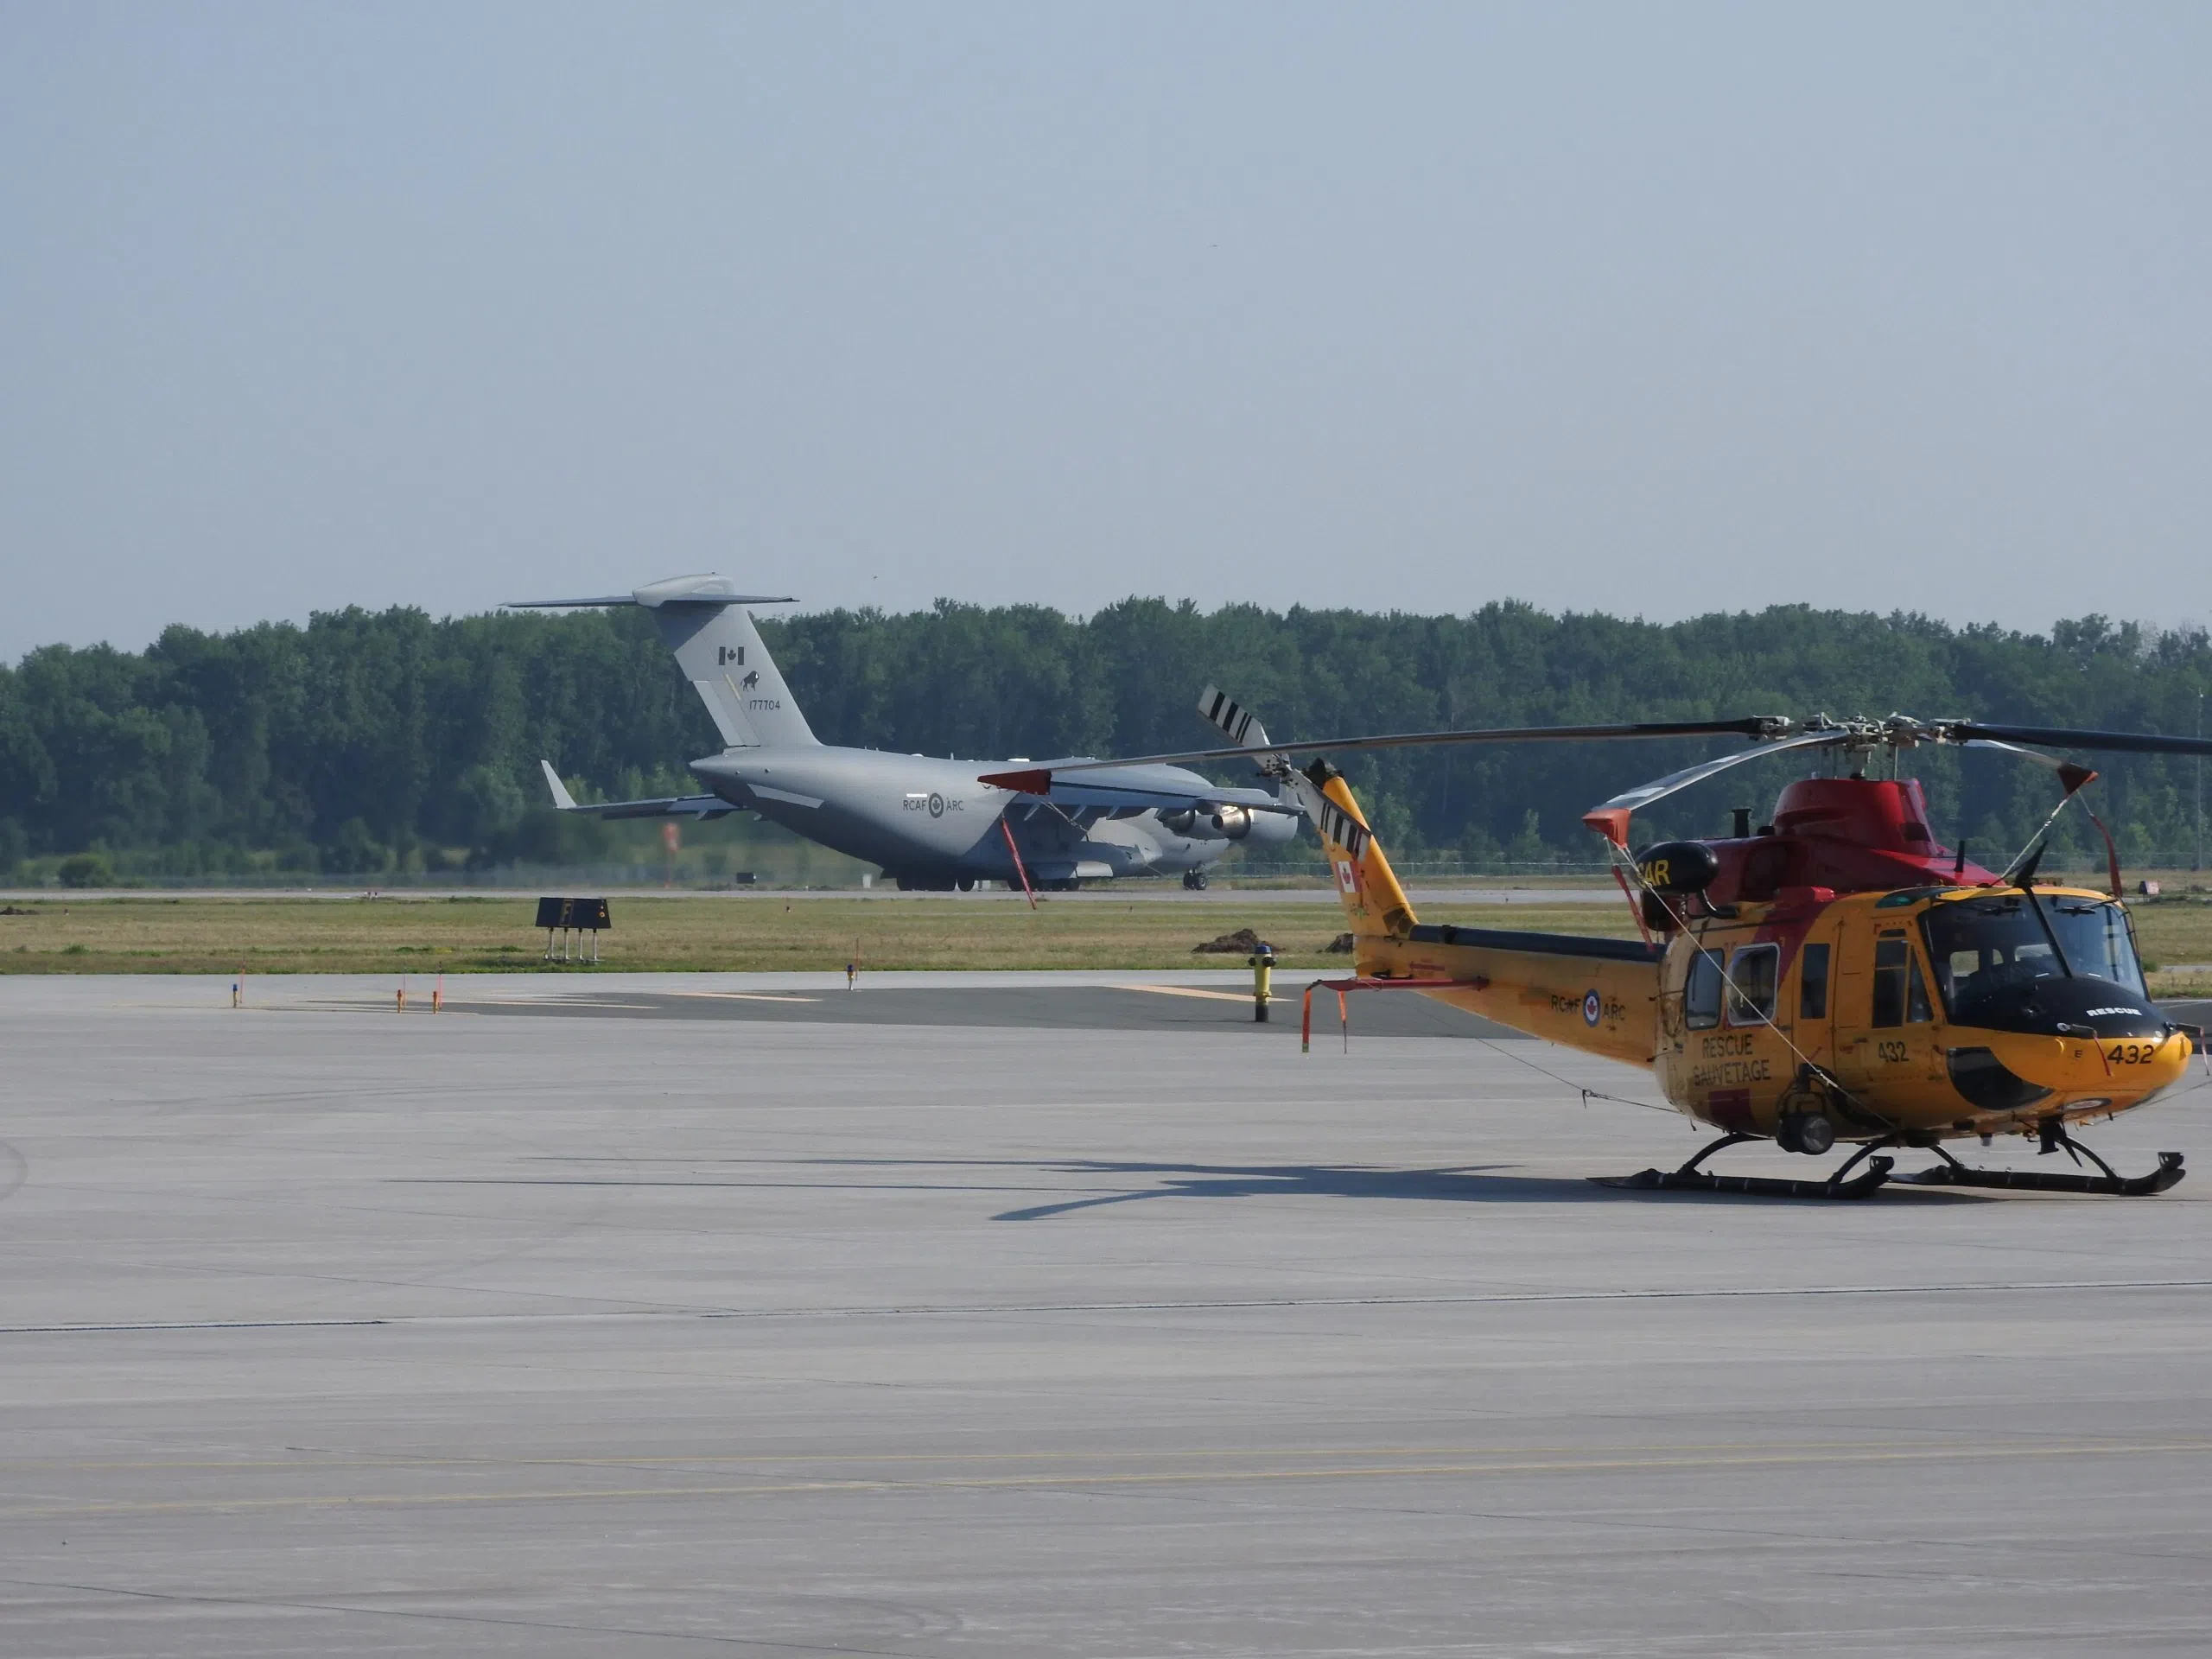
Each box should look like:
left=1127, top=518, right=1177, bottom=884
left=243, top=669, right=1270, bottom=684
left=508, top=575, right=1300, bottom=894
left=988, top=701, right=2212, bottom=1199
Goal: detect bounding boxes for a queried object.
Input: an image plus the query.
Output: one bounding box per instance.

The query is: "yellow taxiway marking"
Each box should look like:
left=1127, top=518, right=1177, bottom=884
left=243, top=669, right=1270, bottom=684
left=456, top=998, right=652, bottom=1010
left=1112, top=983, right=1257, bottom=1004
left=0, top=1438, right=1912, bottom=1472
left=0, top=1437, right=2094, bottom=1474
left=10, top=1440, right=2209, bottom=1521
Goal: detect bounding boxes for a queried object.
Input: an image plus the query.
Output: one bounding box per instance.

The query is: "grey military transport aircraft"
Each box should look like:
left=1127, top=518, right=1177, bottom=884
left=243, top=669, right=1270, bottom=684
left=512, top=575, right=1300, bottom=890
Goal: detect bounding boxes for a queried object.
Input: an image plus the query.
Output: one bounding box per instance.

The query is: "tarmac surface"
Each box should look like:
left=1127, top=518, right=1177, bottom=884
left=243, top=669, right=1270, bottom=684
left=330, top=970, right=1527, bottom=1040
left=6, top=974, right=2212, bottom=1656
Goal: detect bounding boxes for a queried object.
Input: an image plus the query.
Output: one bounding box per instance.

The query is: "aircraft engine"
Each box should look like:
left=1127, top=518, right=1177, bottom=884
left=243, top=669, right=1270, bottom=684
left=1162, top=804, right=1255, bottom=840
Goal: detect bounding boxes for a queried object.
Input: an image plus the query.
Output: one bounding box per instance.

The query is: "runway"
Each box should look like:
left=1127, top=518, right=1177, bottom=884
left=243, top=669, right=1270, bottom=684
left=5, top=975, right=2212, bottom=1656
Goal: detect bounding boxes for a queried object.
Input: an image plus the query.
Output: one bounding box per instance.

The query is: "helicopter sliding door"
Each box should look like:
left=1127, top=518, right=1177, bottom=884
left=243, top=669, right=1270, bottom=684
left=1659, top=926, right=1797, bottom=1133
left=1791, top=926, right=1834, bottom=1075
left=1831, top=905, right=1942, bottom=1099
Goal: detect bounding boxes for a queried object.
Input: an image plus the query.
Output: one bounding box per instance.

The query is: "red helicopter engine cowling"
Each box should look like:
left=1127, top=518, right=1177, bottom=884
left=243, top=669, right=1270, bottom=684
left=1688, top=778, right=1998, bottom=906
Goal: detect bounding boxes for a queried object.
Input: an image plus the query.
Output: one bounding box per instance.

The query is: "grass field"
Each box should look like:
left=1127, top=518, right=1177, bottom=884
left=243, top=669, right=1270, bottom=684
left=3, top=889, right=2209, bottom=991
left=0, top=893, right=1637, bottom=976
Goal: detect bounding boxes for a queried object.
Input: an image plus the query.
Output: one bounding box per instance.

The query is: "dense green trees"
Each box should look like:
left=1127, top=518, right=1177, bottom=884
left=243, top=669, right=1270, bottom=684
left=1, top=599, right=2206, bottom=880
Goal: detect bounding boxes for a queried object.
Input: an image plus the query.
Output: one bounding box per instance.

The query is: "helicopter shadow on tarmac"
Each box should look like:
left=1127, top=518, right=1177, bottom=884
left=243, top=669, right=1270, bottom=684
left=988, top=1158, right=1994, bottom=1220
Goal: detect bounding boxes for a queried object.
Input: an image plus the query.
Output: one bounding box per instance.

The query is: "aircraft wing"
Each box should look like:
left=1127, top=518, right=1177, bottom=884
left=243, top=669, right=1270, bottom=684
left=1043, top=782, right=1300, bottom=816
left=537, top=760, right=738, bottom=820
left=985, top=764, right=1298, bottom=817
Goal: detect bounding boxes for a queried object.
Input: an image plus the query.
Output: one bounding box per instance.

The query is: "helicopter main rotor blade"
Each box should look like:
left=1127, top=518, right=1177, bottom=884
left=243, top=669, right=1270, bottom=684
left=1942, top=721, right=2212, bottom=758
left=1958, top=737, right=2099, bottom=796
left=1580, top=732, right=1849, bottom=846
left=982, top=716, right=1787, bottom=789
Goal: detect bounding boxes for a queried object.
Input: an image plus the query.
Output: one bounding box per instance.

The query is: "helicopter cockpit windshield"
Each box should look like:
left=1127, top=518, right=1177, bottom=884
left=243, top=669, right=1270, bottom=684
left=1921, top=892, right=2148, bottom=1027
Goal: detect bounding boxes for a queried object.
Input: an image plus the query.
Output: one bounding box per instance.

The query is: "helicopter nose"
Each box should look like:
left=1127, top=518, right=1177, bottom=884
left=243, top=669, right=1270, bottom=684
left=1962, top=976, right=2171, bottom=1043
left=1998, top=1027, right=2193, bottom=1099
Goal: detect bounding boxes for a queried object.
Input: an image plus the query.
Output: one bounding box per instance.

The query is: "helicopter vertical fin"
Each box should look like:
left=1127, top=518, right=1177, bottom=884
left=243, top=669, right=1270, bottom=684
left=1292, top=761, right=1416, bottom=958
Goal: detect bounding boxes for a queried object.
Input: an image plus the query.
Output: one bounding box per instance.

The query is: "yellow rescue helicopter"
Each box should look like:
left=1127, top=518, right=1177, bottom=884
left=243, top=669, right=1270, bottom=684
left=986, top=699, right=2211, bottom=1199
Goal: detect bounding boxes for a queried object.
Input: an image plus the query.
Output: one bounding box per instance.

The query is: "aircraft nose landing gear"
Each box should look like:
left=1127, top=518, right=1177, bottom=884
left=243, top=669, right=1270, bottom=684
left=1182, top=870, right=1210, bottom=891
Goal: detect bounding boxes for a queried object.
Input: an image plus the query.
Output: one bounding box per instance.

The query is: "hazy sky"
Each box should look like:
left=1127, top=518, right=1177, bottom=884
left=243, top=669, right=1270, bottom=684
left=3, top=3, right=2206, bottom=662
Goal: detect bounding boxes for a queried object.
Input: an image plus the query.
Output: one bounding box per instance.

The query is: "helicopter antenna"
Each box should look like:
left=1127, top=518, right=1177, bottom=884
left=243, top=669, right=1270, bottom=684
left=1997, top=762, right=2101, bottom=887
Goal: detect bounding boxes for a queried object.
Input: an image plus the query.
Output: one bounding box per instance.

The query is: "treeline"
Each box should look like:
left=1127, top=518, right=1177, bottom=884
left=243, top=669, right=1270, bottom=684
left=1, top=599, right=2206, bottom=881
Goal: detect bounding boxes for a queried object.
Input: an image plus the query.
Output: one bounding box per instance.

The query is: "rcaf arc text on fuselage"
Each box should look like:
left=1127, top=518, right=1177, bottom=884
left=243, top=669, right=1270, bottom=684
left=508, top=575, right=1299, bottom=889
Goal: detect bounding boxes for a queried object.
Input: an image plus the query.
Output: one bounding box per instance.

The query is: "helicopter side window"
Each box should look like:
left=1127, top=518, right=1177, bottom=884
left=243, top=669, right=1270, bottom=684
left=1907, top=953, right=1933, bottom=1023
left=1685, top=949, right=1725, bottom=1031
left=1725, top=944, right=1778, bottom=1026
left=1872, top=938, right=1908, bottom=1028
left=1798, top=943, right=1830, bottom=1020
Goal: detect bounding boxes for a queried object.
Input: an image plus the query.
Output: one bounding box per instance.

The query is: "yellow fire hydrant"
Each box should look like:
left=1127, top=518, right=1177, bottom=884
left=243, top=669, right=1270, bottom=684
left=1248, top=944, right=1275, bottom=1023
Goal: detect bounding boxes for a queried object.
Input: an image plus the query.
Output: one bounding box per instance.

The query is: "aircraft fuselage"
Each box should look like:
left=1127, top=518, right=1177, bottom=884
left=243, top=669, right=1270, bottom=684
left=690, top=746, right=1294, bottom=887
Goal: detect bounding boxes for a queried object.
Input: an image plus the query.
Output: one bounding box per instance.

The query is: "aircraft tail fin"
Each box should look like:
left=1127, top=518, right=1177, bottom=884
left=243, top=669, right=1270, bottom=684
left=509, top=575, right=817, bottom=748
left=1289, top=760, right=1416, bottom=946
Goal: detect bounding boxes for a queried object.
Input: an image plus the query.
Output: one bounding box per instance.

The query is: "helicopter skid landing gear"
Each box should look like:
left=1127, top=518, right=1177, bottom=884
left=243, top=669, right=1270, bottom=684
left=1592, top=1131, right=1894, bottom=1200
left=1898, top=1135, right=2185, bottom=1197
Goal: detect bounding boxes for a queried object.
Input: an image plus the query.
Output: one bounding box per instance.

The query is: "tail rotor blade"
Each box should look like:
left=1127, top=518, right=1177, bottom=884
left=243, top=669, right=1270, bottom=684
left=1197, top=685, right=1274, bottom=752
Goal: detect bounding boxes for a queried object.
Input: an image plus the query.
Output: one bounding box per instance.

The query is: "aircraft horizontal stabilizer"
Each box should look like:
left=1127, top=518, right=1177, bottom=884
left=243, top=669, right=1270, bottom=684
left=506, top=575, right=794, bottom=611
left=508, top=593, right=792, bottom=609
left=506, top=594, right=645, bottom=609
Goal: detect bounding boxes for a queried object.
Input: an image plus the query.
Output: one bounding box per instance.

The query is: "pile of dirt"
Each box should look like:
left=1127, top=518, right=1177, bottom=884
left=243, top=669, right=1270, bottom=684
left=1323, top=932, right=1355, bottom=954
left=1193, top=927, right=1268, bottom=955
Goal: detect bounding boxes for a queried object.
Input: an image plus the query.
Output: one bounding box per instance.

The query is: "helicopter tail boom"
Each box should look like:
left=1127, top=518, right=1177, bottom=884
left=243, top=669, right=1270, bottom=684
left=1300, top=761, right=1662, bottom=1068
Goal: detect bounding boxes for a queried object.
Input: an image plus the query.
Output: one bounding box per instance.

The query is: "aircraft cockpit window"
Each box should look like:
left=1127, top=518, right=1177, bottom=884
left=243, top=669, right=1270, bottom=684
left=1921, top=893, right=2147, bottom=1020
left=1685, top=949, right=1725, bottom=1030
left=2045, top=898, right=2148, bottom=992
left=1725, top=944, right=1779, bottom=1026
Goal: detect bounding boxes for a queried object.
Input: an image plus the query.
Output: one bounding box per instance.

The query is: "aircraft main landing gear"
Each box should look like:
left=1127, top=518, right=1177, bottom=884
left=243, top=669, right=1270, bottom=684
left=1592, top=1130, right=1894, bottom=1199
left=1898, top=1128, right=2185, bottom=1197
